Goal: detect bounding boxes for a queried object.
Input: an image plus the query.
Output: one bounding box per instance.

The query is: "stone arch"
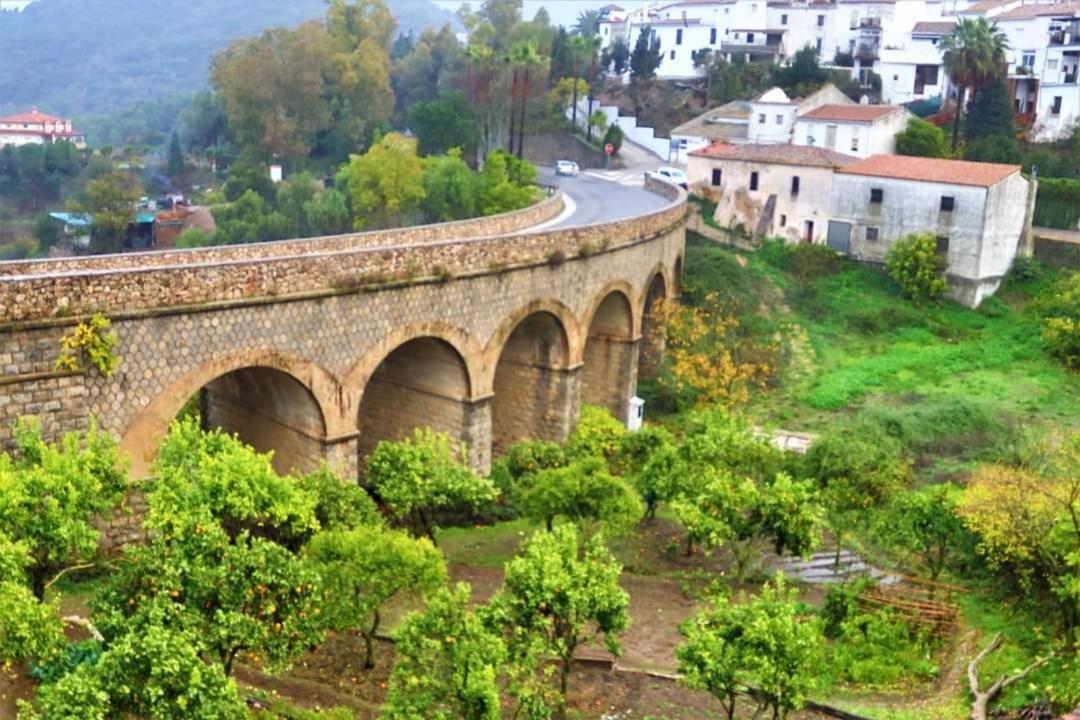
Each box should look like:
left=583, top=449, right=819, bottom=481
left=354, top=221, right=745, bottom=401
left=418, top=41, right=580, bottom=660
left=639, top=268, right=669, bottom=379
left=488, top=303, right=576, bottom=457
left=581, top=287, right=638, bottom=422
left=355, top=335, right=486, bottom=474
left=120, top=349, right=341, bottom=479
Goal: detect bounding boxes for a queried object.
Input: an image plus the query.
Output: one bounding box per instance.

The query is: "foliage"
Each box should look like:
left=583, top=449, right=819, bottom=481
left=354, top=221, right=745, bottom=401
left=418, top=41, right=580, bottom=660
left=382, top=583, right=506, bottom=720
left=827, top=610, right=940, bottom=687
left=963, top=77, right=1018, bottom=155
left=941, top=17, right=1010, bottom=150
left=18, top=622, right=247, bottom=720
left=602, top=37, right=631, bottom=75
left=885, top=232, right=948, bottom=302
left=343, top=132, right=426, bottom=230
left=494, top=524, right=629, bottom=716
left=166, top=130, right=184, bottom=177
left=616, top=424, right=677, bottom=518
left=79, top=170, right=141, bottom=254
left=878, top=483, right=971, bottom=581
left=772, top=47, right=829, bottom=97
left=0, top=418, right=127, bottom=598
left=0, top=141, right=81, bottom=212
left=307, top=526, right=446, bottom=668
left=564, top=404, right=627, bottom=463
left=0, top=578, right=65, bottom=666
left=420, top=148, right=478, bottom=222
left=174, top=227, right=210, bottom=249
left=602, top=124, right=624, bottom=154
left=516, top=456, right=642, bottom=536
left=295, top=465, right=382, bottom=531
left=895, top=117, right=949, bottom=158
left=678, top=575, right=822, bottom=720
left=55, top=314, right=120, bottom=377
left=1034, top=178, right=1080, bottom=230
left=476, top=150, right=538, bottom=215
left=1035, top=270, right=1080, bottom=370
left=365, top=428, right=498, bottom=542
left=410, top=93, right=479, bottom=157
left=821, top=578, right=874, bottom=639
left=629, top=26, right=662, bottom=81
left=658, top=293, right=773, bottom=410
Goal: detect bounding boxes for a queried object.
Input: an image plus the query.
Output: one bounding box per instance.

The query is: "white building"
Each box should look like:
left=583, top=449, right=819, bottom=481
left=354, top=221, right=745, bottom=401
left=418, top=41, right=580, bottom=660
left=877, top=20, right=952, bottom=104
left=687, top=141, right=859, bottom=242
left=748, top=87, right=802, bottom=141
left=793, top=102, right=910, bottom=155
left=827, top=154, right=1031, bottom=306
left=0, top=109, right=86, bottom=149
left=670, top=100, right=753, bottom=158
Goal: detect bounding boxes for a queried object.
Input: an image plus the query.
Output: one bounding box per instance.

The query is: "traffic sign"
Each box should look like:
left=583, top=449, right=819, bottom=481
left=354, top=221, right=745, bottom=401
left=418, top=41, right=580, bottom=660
left=605, top=143, right=615, bottom=155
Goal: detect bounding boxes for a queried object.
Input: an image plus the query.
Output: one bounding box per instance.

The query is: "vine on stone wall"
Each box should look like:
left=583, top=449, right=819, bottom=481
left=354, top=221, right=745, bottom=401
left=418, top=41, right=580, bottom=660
left=55, top=314, right=120, bottom=377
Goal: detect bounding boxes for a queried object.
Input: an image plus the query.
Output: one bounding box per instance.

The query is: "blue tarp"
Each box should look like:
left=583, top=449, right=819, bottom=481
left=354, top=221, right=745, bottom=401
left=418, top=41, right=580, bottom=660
left=48, top=212, right=93, bottom=227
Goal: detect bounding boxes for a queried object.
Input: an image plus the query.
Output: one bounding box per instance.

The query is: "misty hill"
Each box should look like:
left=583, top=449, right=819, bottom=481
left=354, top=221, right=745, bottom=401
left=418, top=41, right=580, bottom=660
left=0, top=0, right=458, bottom=117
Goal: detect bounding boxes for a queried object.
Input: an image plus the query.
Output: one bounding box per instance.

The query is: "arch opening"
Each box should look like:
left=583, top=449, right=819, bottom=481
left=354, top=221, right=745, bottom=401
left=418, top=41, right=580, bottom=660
left=357, top=337, right=483, bottom=471
left=639, top=272, right=668, bottom=379
left=581, top=291, right=636, bottom=422
left=491, top=311, right=574, bottom=456
left=200, top=366, right=328, bottom=477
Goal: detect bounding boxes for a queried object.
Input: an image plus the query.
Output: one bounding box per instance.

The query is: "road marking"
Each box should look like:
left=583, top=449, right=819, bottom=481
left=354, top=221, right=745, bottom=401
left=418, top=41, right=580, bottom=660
left=527, top=191, right=578, bottom=232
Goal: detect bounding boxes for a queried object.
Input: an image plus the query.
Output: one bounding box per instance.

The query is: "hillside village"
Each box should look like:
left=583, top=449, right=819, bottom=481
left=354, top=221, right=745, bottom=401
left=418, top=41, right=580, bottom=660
left=0, top=1, right=1079, bottom=719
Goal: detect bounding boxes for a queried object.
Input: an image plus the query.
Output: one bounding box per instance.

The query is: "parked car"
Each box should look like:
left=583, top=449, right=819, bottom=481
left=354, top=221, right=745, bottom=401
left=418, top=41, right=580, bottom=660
left=555, top=160, right=580, bottom=177
left=647, top=166, right=688, bottom=188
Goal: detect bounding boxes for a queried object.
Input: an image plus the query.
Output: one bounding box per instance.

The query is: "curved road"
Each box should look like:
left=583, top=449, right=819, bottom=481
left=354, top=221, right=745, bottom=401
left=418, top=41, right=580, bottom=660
left=535, top=166, right=673, bottom=229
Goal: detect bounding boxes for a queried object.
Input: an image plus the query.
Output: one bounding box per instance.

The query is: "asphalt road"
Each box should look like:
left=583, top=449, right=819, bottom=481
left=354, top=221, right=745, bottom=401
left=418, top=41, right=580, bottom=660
left=535, top=166, right=674, bottom=229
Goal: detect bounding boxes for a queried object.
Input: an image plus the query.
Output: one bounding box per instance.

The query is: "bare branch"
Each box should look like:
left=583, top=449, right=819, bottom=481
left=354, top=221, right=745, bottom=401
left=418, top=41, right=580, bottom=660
left=62, top=615, right=104, bottom=642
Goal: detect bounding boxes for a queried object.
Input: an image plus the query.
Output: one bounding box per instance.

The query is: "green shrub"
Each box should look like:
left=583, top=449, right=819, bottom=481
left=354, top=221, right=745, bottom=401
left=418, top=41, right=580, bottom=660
left=885, top=232, right=947, bottom=302
left=828, top=611, right=940, bottom=687
left=1035, top=270, right=1080, bottom=370
left=760, top=239, right=842, bottom=281
left=1034, top=177, right=1080, bottom=230
left=821, top=578, right=874, bottom=638
left=603, top=124, right=624, bottom=154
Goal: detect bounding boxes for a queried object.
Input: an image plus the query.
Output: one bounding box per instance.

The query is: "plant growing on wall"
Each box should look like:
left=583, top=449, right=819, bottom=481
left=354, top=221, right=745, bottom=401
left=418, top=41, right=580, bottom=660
left=55, top=313, right=120, bottom=377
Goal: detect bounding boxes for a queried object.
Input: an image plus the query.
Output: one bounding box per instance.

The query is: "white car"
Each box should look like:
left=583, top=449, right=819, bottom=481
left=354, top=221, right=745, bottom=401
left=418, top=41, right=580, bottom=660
left=555, top=160, right=580, bottom=177
left=648, top=166, right=688, bottom=188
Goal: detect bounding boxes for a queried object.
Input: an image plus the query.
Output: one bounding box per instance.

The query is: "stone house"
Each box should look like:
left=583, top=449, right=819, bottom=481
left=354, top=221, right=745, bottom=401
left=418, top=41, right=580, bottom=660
left=827, top=155, right=1032, bottom=307
left=792, top=103, right=911, bottom=158
left=687, top=141, right=859, bottom=244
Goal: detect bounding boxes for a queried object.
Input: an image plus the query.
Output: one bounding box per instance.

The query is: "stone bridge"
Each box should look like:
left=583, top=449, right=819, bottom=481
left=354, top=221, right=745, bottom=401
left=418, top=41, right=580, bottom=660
left=0, top=178, right=686, bottom=480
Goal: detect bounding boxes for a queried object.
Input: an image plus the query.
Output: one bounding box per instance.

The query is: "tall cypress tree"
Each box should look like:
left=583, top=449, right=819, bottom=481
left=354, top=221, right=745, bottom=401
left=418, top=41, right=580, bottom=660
left=963, top=77, right=1020, bottom=163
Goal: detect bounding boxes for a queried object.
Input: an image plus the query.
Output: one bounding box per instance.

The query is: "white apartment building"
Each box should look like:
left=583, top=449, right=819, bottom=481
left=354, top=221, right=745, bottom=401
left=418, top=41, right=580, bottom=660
left=793, top=103, right=911, bottom=155
left=877, top=21, right=952, bottom=104
left=0, top=109, right=86, bottom=149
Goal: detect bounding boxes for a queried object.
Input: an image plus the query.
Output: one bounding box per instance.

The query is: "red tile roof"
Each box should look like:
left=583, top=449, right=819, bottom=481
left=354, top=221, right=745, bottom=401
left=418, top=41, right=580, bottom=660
left=689, top=141, right=859, bottom=168
left=0, top=109, right=67, bottom=125
left=961, top=0, right=1013, bottom=13
left=912, top=20, right=957, bottom=33
left=836, top=154, right=1021, bottom=187
left=799, top=104, right=904, bottom=122
left=997, top=1, right=1080, bottom=19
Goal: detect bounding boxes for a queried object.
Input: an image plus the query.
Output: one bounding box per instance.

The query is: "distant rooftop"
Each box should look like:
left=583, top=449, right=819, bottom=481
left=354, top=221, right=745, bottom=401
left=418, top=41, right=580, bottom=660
left=0, top=108, right=67, bottom=125
left=671, top=101, right=752, bottom=139
left=690, top=141, right=859, bottom=168
left=912, top=20, right=957, bottom=33
left=798, top=104, right=904, bottom=122
left=836, top=155, right=1021, bottom=187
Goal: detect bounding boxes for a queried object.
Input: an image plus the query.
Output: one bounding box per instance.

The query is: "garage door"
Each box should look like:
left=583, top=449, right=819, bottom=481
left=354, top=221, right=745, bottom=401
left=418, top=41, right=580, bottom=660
left=826, top=220, right=851, bottom=254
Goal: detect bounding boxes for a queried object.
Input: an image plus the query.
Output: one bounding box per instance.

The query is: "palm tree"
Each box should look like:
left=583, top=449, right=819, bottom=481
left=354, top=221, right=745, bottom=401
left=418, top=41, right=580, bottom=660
left=941, top=17, right=1009, bottom=152
left=511, top=42, right=547, bottom=158
left=566, top=35, right=592, bottom=135
left=573, top=9, right=601, bottom=38
left=583, top=36, right=603, bottom=141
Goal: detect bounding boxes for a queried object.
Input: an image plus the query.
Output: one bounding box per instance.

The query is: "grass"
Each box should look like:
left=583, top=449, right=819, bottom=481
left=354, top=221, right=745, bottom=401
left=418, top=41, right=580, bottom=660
left=679, top=233, right=1080, bottom=479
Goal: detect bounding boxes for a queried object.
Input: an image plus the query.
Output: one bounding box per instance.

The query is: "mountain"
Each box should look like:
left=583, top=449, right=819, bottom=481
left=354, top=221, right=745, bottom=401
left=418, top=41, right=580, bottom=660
left=0, top=0, right=459, bottom=117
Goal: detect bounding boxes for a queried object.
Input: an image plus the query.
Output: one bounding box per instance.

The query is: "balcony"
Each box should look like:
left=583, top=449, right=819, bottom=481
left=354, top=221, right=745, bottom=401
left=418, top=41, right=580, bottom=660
left=855, top=42, right=879, bottom=62
left=1049, top=21, right=1080, bottom=46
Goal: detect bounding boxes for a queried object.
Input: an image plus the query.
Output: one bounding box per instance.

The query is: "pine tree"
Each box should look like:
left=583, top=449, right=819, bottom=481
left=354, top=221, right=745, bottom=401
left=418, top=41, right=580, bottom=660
left=629, top=26, right=662, bottom=81
left=166, top=130, right=184, bottom=178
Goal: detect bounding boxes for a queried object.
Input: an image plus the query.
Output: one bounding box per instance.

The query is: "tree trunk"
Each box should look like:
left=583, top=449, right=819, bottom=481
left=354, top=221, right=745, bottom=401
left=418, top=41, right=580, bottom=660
left=684, top=534, right=694, bottom=557
left=586, top=60, right=597, bottom=142
left=571, top=61, right=581, bottom=134
left=951, top=84, right=966, bottom=153
left=363, top=610, right=381, bottom=669
left=508, top=69, right=518, bottom=154
left=967, top=633, right=1052, bottom=720
left=517, top=69, right=530, bottom=158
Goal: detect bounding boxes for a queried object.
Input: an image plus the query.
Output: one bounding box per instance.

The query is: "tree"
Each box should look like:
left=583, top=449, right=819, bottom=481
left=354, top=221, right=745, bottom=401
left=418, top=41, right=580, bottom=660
left=772, top=47, right=828, bottom=96
left=604, top=37, right=631, bottom=75
left=307, top=526, right=447, bottom=668
left=295, top=465, right=383, bottom=531
left=941, top=18, right=1009, bottom=152
left=895, top=117, right=948, bottom=158
left=0, top=419, right=127, bottom=599
left=410, top=93, right=479, bottom=157
left=516, top=456, right=642, bottom=536
left=0, top=538, right=65, bottom=666
left=566, top=35, right=594, bottom=134
left=588, top=109, right=608, bottom=138
left=630, top=27, right=662, bottom=82
left=166, top=130, right=184, bottom=177
left=342, top=132, right=426, bottom=230
left=495, top=525, right=629, bottom=719
left=476, top=149, right=538, bottom=215
left=81, top=170, right=140, bottom=254
left=964, top=76, right=1016, bottom=145
left=617, top=424, right=679, bottom=519
left=573, top=10, right=600, bottom=38
left=678, top=575, right=823, bottom=720
left=880, top=484, right=970, bottom=583
left=222, top=159, right=275, bottom=202
left=1036, top=270, right=1080, bottom=370
left=885, top=232, right=949, bottom=302
left=365, top=428, right=498, bottom=543
left=381, top=584, right=506, bottom=720
left=303, top=187, right=351, bottom=237
left=174, top=227, right=210, bottom=248
left=804, top=426, right=910, bottom=566
left=421, top=148, right=479, bottom=222
left=603, top=124, right=624, bottom=154
left=509, top=41, right=548, bottom=158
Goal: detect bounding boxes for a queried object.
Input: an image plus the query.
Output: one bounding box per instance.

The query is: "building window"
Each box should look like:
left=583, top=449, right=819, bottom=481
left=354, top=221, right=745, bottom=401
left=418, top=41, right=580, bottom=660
left=747, top=32, right=755, bottom=43
left=781, top=13, right=788, bottom=24
left=670, top=49, right=676, bottom=60
left=851, top=135, right=859, bottom=152
left=1021, top=51, right=1035, bottom=68
left=1052, top=96, right=1063, bottom=114
left=940, top=195, right=955, bottom=211
left=750, top=171, right=759, bottom=191
left=817, top=14, right=825, bottom=26
left=780, top=214, right=787, bottom=226
left=791, top=176, right=800, bottom=195
left=710, top=27, right=717, bottom=44
left=759, top=113, right=767, bottom=123
left=712, top=168, right=722, bottom=186
left=936, top=235, right=950, bottom=255
left=866, top=226, right=879, bottom=241
left=1048, top=58, right=1059, bottom=72
left=817, top=38, right=823, bottom=53
left=676, top=28, right=683, bottom=45
left=870, top=188, right=884, bottom=203
left=776, top=114, right=784, bottom=124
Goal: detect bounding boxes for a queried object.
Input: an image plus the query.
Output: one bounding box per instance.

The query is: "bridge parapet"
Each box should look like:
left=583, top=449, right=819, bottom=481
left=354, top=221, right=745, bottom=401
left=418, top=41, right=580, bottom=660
left=0, top=188, right=685, bottom=323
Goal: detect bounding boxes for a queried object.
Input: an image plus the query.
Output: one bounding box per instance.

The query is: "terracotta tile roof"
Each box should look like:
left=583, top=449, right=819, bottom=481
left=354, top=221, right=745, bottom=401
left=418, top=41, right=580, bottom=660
left=962, top=0, right=1013, bottom=13
left=0, top=109, right=67, bottom=124
left=836, top=154, right=1021, bottom=187
left=997, top=1, right=1080, bottom=19
left=689, top=141, right=860, bottom=168
left=799, top=104, right=903, bottom=122
left=912, top=20, right=957, bottom=33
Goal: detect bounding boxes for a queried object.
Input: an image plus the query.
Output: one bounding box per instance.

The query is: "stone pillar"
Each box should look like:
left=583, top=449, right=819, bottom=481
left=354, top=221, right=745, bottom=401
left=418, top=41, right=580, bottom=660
left=582, top=336, right=639, bottom=423
left=461, top=397, right=493, bottom=476
left=1019, top=175, right=1038, bottom=258
left=638, top=315, right=666, bottom=379
left=491, top=363, right=581, bottom=457
left=322, top=433, right=360, bottom=482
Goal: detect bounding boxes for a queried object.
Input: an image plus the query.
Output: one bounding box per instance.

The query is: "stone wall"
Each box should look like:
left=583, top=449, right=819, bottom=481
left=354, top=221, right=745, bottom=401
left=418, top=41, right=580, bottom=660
left=1035, top=235, right=1080, bottom=269
left=523, top=132, right=613, bottom=170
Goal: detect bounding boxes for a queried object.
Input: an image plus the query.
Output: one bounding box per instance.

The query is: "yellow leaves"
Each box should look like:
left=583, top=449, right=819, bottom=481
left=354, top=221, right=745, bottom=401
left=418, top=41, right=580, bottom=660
left=54, top=313, right=119, bottom=377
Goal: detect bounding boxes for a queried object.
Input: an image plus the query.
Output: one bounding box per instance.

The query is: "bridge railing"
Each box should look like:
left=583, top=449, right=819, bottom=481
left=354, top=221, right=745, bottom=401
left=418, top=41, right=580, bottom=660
left=0, top=190, right=565, bottom=277
left=0, top=186, right=686, bottom=324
